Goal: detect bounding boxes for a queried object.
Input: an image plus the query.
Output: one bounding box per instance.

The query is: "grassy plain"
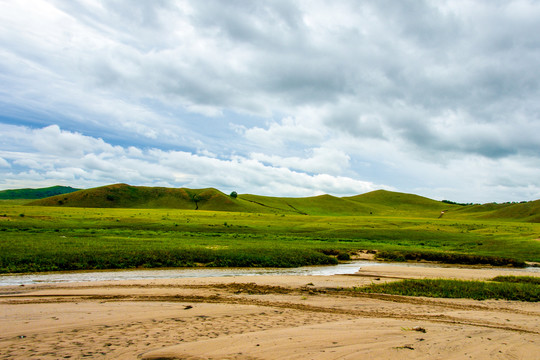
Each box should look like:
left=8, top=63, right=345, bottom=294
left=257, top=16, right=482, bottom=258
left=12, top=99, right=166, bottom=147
left=1, top=200, right=539, bottom=273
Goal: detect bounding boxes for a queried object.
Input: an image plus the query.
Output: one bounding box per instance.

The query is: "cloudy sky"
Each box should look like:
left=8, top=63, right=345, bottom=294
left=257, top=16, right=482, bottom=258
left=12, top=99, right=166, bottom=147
left=1, top=0, right=539, bottom=203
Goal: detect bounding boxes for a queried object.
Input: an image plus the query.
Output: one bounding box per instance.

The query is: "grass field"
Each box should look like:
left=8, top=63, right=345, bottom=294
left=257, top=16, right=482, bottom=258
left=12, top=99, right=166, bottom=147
left=357, top=276, right=540, bottom=301
left=1, top=199, right=539, bottom=273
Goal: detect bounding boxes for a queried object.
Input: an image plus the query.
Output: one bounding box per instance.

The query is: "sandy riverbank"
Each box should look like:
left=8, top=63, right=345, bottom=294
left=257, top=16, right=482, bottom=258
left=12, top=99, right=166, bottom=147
left=1, top=264, right=539, bottom=359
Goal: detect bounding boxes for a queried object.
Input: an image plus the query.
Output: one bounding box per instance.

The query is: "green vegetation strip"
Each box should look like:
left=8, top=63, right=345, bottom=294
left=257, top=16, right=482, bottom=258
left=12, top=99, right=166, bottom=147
left=357, top=277, right=540, bottom=302
left=375, top=250, right=526, bottom=267
left=0, top=240, right=337, bottom=273
left=491, top=275, right=540, bottom=285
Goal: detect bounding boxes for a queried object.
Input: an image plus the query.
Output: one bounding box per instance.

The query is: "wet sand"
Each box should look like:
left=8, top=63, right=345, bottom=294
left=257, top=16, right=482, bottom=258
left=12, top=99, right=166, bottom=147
left=1, top=264, right=539, bottom=359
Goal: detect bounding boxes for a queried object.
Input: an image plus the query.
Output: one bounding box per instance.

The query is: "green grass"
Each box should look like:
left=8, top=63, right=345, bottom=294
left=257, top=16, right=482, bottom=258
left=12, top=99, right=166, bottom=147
left=0, top=238, right=336, bottom=273
left=491, top=276, right=540, bottom=285
left=1, top=203, right=539, bottom=273
left=375, top=250, right=526, bottom=267
left=0, top=199, right=32, bottom=205
left=357, top=278, right=540, bottom=301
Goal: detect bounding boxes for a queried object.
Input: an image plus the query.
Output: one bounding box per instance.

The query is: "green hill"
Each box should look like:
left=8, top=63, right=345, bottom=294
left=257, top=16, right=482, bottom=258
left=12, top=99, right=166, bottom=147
left=27, top=184, right=244, bottom=211
left=346, top=189, right=448, bottom=208
left=344, top=190, right=459, bottom=216
left=445, top=200, right=540, bottom=222
left=0, top=185, right=81, bottom=200
left=240, top=193, right=374, bottom=216
left=27, top=184, right=450, bottom=217
left=24, top=184, right=540, bottom=221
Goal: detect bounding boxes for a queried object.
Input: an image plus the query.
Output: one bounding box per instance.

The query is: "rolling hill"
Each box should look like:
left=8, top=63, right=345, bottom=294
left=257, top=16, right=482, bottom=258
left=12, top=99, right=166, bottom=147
left=344, top=190, right=454, bottom=215
left=446, top=200, right=540, bottom=222
left=23, top=183, right=540, bottom=221
left=27, top=184, right=245, bottom=212
left=27, top=184, right=455, bottom=218
left=0, top=185, right=81, bottom=200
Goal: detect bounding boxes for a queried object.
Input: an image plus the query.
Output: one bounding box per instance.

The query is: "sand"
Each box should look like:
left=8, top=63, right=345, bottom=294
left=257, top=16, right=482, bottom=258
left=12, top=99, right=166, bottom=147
left=0, top=264, right=539, bottom=359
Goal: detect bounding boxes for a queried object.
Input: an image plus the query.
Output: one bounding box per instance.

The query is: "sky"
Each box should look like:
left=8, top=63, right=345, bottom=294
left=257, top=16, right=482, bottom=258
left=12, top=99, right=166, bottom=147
left=1, top=0, right=540, bottom=203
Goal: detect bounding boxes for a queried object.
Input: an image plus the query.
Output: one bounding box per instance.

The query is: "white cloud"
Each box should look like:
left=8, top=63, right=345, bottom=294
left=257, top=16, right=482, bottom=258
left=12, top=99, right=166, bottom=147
left=242, top=116, right=325, bottom=149
left=30, top=125, right=120, bottom=157
left=13, top=158, right=43, bottom=169
left=0, top=157, right=10, bottom=168
left=250, top=147, right=350, bottom=175
left=0, top=124, right=381, bottom=196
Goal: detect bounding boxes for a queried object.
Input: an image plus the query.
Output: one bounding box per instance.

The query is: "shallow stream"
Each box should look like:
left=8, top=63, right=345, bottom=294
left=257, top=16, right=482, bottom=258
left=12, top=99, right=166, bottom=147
left=0, top=261, right=537, bottom=286
left=0, top=261, right=376, bottom=286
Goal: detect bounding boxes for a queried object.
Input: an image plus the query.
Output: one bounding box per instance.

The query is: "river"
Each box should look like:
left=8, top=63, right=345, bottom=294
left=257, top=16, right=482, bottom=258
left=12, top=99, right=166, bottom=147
left=0, top=261, right=537, bottom=286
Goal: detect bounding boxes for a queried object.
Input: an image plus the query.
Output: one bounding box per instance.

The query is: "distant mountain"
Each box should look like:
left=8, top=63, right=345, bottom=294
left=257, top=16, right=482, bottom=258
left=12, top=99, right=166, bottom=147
left=25, top=184, right=540, bottom=222
left=0, top=185, right=81, bottom=200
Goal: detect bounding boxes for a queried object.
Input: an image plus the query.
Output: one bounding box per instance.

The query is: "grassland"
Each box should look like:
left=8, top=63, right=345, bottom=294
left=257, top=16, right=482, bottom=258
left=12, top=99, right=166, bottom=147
left=1, top=196, right=540, bottom=273
left=357, top=276, right=540, bottom=301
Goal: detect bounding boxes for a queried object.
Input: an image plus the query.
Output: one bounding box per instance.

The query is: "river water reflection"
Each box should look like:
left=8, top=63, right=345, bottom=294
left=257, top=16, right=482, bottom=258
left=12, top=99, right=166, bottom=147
left=1, top=261, right=537, bottom=286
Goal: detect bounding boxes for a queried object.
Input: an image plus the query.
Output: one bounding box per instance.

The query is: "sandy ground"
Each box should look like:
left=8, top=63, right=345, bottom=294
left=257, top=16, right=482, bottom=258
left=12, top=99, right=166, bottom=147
left=0, top=264, right=539, bottom=359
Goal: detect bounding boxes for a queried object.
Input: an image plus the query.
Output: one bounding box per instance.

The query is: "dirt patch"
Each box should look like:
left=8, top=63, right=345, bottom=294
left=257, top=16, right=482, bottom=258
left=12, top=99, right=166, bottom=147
left=350, top=250, right=376, bottom=260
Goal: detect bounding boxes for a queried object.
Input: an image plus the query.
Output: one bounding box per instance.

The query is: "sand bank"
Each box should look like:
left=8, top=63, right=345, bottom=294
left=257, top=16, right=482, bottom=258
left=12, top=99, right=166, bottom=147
left=1, top=264, right=538, bottom=359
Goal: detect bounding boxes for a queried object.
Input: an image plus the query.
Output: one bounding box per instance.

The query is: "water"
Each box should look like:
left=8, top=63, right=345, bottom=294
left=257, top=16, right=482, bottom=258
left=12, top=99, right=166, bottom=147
left=1, top=261, right=537, bottom=287
left=0, top=261, right=380, bottom=286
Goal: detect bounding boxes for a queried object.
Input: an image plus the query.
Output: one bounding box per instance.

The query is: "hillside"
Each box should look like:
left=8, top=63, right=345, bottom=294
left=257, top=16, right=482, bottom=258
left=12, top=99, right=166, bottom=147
left=239, top=194, right=374, bottom=216
left=445, top=200, right=540, bottom=222
left=0, top=185, right=81, bottom=200
left=27, top=183, right=449, bottom=217
left=24, top=183, right=540, bottom=221
left=345, top=190, right=448, bottom=208
left=27, top=184, right=247, bottom=211
left=344, top=190, right=461, bottom=216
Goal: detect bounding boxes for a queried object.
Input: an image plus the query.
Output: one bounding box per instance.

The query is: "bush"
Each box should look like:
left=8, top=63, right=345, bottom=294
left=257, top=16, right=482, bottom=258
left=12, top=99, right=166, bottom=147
left=319, top=249, right=351, bottom=261
left=230, top=191, right=238, bottom=198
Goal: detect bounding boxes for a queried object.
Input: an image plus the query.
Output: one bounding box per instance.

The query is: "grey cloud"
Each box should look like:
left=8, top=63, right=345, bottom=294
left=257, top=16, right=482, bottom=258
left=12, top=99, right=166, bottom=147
left=10, top=0, right=540, bottom=131
left=385, top=109, right=521, bottom=159
left=256, top=56, right=350, bottom=105
left=357, top=0, right=462, bottom=51
left=51, top=0, right=181, bottom=51
left=190, top=0, right=305, bottom=49
left=324, top=107, right=385, bottom=139
left=2, top=1, right=540, bottom=202
left=68, top=1, right=354, bottom=110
